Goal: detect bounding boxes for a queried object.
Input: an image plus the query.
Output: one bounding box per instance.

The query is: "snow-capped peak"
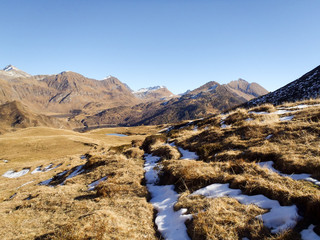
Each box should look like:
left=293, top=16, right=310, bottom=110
left=1, top=65, right=32, bottom=78
left=3, top=65, right=15, bottom=71
left=134, top=86, right=165, bottom=94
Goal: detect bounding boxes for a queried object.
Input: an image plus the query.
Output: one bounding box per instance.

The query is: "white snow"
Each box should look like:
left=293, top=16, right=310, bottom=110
left=148, top=184, right=192, bottom=240
left=220, top=120, right=231, bottom=129
left=249, top=111, right=269, bottom=115
left=63, top=165, right=84, bottom=183
left=43, top=164, right=54, bottom=172
left=258, top=161, right=320, bottom=186
left=3, top=65, right=13, bottom=71
left=17, top=181, right=34, bottom=189
left=88, top=176, right=107, bottom=191
left=31, top=163, right=61, bottom=174
left=193, top=126, right=198, bottom=131
left=106, top=133, right=127, bottom=137
left=178, top=147, right=199, bottom=160
left=2, top=168, right=30, bottom=178
left=191, top=183, right=300, bottom=234
left=208, top=84, right=218, bottom=91
left=265, top=134, right=273, bottom=140
left=31, top=166, right=42, bottom=174
left=273, top=109, right=295, bottom=115
left=144, top=154, right=161, bottom=184
left=301, top=224, right=320, bottom=240
left=144, top=154, right=192, bottom=239
left=134, top=86, right=165, bottom=94
left=221, top=124, right=231, bottom=129
left=279, top=115, right=294, bottom=121
left=57, top=170, right=68, bottom=177
left=245, top=118, right=253, bottom=122
left=39, top=178, right=53, bottom=186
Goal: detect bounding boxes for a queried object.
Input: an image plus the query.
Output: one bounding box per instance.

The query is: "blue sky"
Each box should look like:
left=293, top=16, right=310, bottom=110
left=1, top=0, right=320, bottom=94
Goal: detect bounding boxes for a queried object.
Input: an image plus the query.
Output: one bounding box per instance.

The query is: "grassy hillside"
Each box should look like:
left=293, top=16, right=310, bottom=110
left=1, top=99, right=320, bottom=239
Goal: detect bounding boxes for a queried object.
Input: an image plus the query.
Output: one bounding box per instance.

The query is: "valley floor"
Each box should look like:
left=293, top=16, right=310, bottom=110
left=1, top=99, right=320, bottom=239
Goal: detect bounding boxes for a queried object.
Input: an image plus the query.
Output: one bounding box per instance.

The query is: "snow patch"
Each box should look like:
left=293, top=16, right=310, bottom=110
left=17, top=181, right=34, bottom=189
left=258, top=161, right=320, bottom=186
left=144, top=154, right=191, bottom=239
left=301, top=224, right=320, bottom=240
left=178, top=147, right=199, bottom=160
left=62, top=165, right=84, bottom=184
left=106, top=133, right=127, bottom=137
left=88, top=176, right=107, bottom=191
left=265, top=134, right=273, bottom=140
left=148, top=184, right=192, bottom=240
left=144, top=154, right=161, bottom=184
left=39, top=178, right=53, bottom=186
left=279, top=115, right=294, bottom=121
left=2, top=168, right=30, bottom=178
left=249, top=111, right=269, bottom=115
left=191, top=183, right=300, bottom=234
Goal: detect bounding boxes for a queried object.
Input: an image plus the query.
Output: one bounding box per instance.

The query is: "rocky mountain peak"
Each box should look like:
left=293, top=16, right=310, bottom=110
left=0, top=65, right=32, bottom=79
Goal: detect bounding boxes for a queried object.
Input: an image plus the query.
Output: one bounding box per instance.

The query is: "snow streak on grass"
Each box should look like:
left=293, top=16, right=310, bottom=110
left=191, top=183, right=300, bottom=234
left=144, top=154, right=191, bottom=239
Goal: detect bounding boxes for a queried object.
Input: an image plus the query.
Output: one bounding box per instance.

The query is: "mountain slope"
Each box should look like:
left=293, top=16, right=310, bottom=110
left=0, top=65, right=32, bottom=80
left=226, top=78, right=268, bottom=100
left=81, top=79, right=267, bottom=127
left=0, top=67, right=140, bottom=114
left=244, top=65, right=320, bottom=107
left=0, top=101, right=74, bottom=133
left=133, top=86, right=176, bottom=101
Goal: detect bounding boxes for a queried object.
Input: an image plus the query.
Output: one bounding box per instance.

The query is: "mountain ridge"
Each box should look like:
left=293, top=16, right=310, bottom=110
left=243, top=65, right=320, bottom=107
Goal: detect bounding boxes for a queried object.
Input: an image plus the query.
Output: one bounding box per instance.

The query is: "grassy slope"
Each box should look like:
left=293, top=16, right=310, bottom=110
left=0, top=125, right=161, bottom=239
left=1, top=99, right=320, bottom=239
left=148, top=99, right=320, bottom=239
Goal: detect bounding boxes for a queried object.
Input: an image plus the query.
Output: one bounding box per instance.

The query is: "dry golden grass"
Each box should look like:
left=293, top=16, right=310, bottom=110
left=0, top=125, right=161, bottom=240
left=148, top=99, right=320, bottom=239
left=0, top=148, right=157, bottom=240
left=250, top=103, right=277, bottom=113
left=176, top=195, right=269, bottom=240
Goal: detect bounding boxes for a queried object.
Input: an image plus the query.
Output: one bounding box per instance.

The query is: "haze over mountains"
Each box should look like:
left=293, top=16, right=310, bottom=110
left=0, top=64, right=271, bottom=130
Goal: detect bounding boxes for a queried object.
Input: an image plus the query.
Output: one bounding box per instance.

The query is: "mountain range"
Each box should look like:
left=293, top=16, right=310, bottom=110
left=0, top=64, right=270, bottom=130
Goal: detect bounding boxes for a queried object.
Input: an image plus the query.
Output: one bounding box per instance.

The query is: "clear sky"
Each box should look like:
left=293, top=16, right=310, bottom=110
left=1, top=0, right=320, bottom=94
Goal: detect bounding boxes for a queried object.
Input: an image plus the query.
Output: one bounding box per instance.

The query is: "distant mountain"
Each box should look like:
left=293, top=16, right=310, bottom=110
left=81, top=79, right=267, bottom=127
left=0, top=64, right=269, bottom=129
left=0, top=68, right=140, bottom=114
left=0, top=101, right=74, bottom=133
left=133, top=86, right=177, bottom=101
left=0, top=65, right=32, bottom=80
left=244, top=65, right=320, bottom=107
left=226, top=78, right=269, bottom=100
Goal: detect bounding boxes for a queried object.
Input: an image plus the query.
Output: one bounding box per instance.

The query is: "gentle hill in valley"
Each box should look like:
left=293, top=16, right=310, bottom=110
left=0, top=101, right=74, bottom=133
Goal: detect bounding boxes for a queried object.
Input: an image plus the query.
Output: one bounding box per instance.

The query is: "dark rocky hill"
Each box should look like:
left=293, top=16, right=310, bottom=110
left=244, top=65, right=320, bottom=107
